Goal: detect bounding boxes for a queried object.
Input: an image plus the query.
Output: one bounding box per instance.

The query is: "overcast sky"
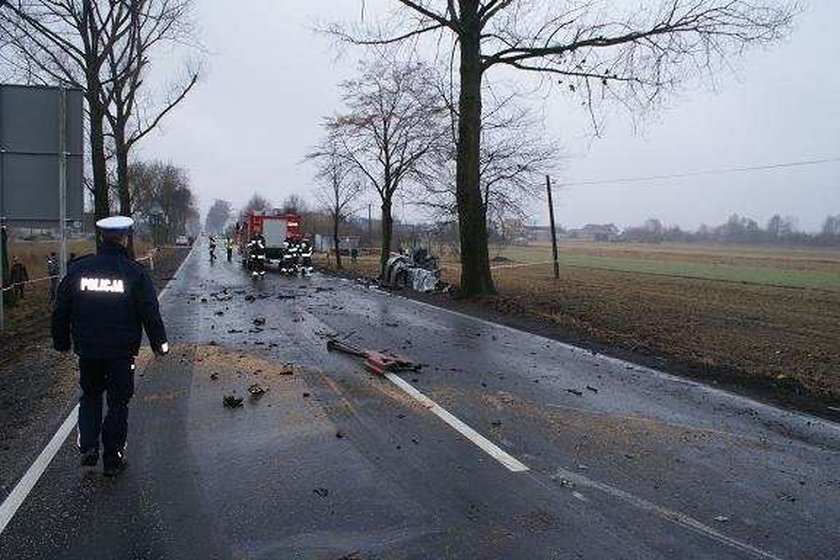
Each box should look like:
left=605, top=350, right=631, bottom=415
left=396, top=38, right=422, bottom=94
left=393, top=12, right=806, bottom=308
left=139, top=1, right=840, bottom=232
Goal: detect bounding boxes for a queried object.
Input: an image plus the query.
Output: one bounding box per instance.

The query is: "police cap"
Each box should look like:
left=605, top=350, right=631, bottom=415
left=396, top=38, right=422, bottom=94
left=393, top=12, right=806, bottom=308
left=96, top=216, right=134, bottom=233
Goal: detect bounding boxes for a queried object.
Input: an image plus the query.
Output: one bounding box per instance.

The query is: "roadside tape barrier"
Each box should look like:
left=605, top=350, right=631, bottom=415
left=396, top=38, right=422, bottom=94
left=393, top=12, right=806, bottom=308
left=1, top=251, right=157, bottom=292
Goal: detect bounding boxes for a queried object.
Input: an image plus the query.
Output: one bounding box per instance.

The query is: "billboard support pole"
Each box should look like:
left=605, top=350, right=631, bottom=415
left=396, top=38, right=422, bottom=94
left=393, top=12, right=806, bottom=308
left=0, top=220, right=5, bottom=331
left=58, top=87, right=67, bottom=280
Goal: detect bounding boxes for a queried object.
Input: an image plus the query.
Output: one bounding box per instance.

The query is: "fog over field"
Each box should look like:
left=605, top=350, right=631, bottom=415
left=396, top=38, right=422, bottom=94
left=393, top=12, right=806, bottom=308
left=138, top=1, right=840, bottom=232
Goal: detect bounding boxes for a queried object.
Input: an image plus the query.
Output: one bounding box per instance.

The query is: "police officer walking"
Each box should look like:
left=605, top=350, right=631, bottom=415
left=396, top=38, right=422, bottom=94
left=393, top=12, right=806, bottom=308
left=52, top=216, right=169, bottom=476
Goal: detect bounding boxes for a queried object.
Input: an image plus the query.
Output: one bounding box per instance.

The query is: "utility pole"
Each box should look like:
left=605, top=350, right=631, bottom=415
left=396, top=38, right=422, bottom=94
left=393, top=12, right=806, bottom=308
left=367, top=203, right=372, bottom=248
left=546, top=175, right=560, bottom=279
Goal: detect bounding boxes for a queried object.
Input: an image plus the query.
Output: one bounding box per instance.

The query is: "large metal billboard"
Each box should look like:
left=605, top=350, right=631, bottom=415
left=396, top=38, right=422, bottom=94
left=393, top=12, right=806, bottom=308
left=0, top=84, right=84, bottom=225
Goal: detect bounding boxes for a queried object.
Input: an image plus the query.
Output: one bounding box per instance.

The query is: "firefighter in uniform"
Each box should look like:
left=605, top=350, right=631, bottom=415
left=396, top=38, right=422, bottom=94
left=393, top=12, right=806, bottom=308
left=286, top=238, right=300, bottom=274
left=225, top=237, right=234, bottom=262
left=248, top=233, right=267, bottom=276
left=52, top=216, right=169, bottom=476
left=300, top=239, right=313, bottom=275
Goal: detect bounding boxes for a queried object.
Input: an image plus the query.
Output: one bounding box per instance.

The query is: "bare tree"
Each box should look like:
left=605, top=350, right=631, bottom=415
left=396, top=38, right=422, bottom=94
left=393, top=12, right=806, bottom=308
left=280, top=194, right=309, bottom=215
left=308, top=134, right=365, bottom=269
left=0, top=0, right=135, bottom=219
left=423, top=79, right=558, bottom=237
left=205, top=199, right=232, bottom=233
left=242, top=194, right=272, bottom=216
left=128, top=159, right=196, bottom=241
left=330, top=0, right=799, bottom=295
left=324, top=55, right=446, bottom=274
left=103, top=0, right=200, bottom=220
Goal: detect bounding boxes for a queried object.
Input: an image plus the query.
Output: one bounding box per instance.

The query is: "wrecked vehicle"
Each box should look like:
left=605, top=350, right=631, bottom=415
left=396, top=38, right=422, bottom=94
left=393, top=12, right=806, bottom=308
left=381, top=247, right=441, bottom=292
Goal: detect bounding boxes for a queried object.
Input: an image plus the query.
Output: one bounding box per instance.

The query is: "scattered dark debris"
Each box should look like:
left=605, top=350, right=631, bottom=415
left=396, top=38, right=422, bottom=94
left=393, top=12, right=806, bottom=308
left=714, top=515, right=730, bottom=523
left=248, top=383, right=267, bottom=400
left=200, top=297, right=207, bottom=303
left=228, top=329, right=243, bottom=334
left=223, top=395, right=244, bottom=409
left=585, top=385, right=598, bottom=393
left=244, top=294, right=256, bottom=302
left=253, top=341, right=265, bottom=346
left=411, top=437, right=420, bottom=445
left=314, top=286, right=334, bottom=292
left=567, top=388, right=583, bottom=397
left=335, top=431, right=344, bottom=439
left=276, top=294, right=296, bottom=300
left=253, top=317, right=266, bottom=326
left=302, top=392, right=311, bottom=398
left=210, top=373, right=218, bottom=381
left=397, top=413, right=406, bottom=419
left=491, top=420, right=502, bottom=427
left=248, top=327, right=264, bottom=334
left=384, top=322, right=399, bottom=328
left=778, top=494, right=797, bottom=502
left=208, top=340, right=218, bottom=346
left=214, top=311, right=224, bottom=316
left=279, top=363, right=294, bottom=375
left=292, top=316, right=304, bottom=323
left=313, top=488, right=329, bottom=498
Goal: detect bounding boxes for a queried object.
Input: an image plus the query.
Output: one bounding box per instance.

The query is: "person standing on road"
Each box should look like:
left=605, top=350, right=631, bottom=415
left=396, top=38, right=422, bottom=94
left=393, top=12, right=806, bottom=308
left=225, top=237, right=234, bottom=262
left=10, top=256, right=29, bottom=300
left=47, top=251, right=59, bottom=301
left=248, top=233, right=267, bottom=277
left=51, top=216, right=169, bottom=477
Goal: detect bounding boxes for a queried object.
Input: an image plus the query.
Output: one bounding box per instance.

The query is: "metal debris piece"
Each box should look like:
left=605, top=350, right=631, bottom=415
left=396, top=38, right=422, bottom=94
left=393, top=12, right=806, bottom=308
left=586, top=385, right=598, bottom=393
left=567, top=388, right=583, bottom=396
left=335, top=431, right=344, bottom=439
left=714, top=516, right=730, bottom=523
left=244, top=294, right=256, bottom=302
left=326, top=339, right=419, bottom=376
left=210, top=373, right=218, bottom=381
left=313, top=488, right=329, bottom=498
left=223, top=395, right=243, bottom=408
left=248, top=383, right=267, bottom=399
left=253, top=317, right=266, bottom=326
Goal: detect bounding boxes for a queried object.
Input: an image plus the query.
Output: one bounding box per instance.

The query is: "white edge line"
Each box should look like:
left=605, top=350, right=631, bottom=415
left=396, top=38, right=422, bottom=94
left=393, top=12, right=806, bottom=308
left=0, top=244, right=194, bottom=535
left=0, top=404, right=79, bottom=533
left=384, top=372, right=529, bottom=473
left=551, top=466, right=784, bottom=560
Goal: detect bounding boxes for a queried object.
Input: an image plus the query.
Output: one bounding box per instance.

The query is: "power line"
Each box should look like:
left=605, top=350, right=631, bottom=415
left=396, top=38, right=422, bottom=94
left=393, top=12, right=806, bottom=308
left=559, top=157, right=840, bottom=189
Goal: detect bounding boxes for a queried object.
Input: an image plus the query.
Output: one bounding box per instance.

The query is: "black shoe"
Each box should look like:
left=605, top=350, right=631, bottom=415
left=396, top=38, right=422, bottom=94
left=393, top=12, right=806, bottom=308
left=103, top=456, right=128, bottom=477
left=80, top=449, right=99, bottom=467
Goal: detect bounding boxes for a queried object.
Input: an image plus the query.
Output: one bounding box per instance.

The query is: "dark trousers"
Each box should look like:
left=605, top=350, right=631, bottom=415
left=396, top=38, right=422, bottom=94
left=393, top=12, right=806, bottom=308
left=78, top=357, right=135, bottom=466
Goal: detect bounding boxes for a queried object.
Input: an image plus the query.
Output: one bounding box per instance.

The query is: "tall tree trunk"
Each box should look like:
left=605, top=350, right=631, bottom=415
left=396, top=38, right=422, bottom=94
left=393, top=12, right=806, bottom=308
left=380, top=198, right=393, bottom=277
left=87, top=92, right=110, bottom=220
left=114, top=127, right=135, bottom=257
left=333, top=215, right=342, bottom=270
left=456, top=5, right=495, bottom=296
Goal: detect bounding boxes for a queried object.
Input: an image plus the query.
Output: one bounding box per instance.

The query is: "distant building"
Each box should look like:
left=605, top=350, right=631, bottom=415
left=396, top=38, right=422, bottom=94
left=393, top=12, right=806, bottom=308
left=568, top=224, right=619, bottom=241
left=524, top=225, right=553, bottom=242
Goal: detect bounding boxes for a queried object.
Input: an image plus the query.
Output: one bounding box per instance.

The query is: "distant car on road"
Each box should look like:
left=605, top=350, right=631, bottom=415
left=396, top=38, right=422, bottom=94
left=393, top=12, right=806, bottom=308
left=175, top=235, right=190, bottom=246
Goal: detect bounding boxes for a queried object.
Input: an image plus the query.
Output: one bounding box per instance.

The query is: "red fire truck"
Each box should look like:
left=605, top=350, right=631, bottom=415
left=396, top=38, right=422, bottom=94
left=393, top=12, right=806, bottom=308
left=238, top=211, right=303, bottom=271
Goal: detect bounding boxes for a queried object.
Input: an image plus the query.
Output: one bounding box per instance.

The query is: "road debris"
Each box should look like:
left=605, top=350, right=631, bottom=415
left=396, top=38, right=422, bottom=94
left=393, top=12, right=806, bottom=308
left=253, top=317, right=266, bottom=326
left=223, top=395, right=244, bottom=408
left=244, top=294, right=256, bottom=302
left=336, top=431, right=344, bottom=439
left=210, top=373, right=219, bottom=381
left=248, top=383, right=267, bottom=400
left=585, top=385, right=599, bottom=393
left=714, top=516, right=730, bottom=523
left=567, top=388, right=583, bottom=397
left=279, top=363, right=294, bottom=375
left=326, top=339, right=419, bottom=376
left=313, top=488, right=329, bottom=498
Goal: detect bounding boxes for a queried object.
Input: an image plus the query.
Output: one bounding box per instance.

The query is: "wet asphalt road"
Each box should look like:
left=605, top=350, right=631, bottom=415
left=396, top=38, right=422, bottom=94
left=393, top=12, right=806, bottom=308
left=1, top=244, right=839, bottom=559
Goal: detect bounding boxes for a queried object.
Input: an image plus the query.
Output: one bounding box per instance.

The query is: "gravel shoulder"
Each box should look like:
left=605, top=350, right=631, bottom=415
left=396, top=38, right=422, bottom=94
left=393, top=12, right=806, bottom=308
left=0, top=246, right=190, bottom=498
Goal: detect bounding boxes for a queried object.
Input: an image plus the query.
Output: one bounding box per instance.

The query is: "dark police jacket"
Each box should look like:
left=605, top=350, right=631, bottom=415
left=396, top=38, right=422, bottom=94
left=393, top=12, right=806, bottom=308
left=51, top=241, right=168, bottom=359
